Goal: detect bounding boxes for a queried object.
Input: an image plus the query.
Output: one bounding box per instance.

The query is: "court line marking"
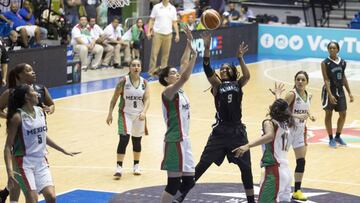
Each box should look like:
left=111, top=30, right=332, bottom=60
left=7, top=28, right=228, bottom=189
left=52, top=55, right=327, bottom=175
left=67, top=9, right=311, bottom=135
left=263, top=59, right=360, bottom=96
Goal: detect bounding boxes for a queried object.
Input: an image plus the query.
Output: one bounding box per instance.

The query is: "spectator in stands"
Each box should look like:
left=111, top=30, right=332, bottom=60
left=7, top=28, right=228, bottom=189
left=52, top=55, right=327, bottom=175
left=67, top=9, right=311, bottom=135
left=89, top=17, right=114, bottom=68
left=65, top=0, right=81, bottom=27
left=97, top=1, right=108, bottom=28
left=3, top=30, right=23, bottom=50
left=227, top=3, right=240, bottom=21
left=186, top=15, right=196, bottom=31
left=147, top=0, right=179, bottom=76
left=19, top=1, right=48, bottom=40
left=222, top=11, right=230, bottom=27
left=82, top=0, right=100, bottom=19
left=209, top=0, right=226, bottom=14
left=177, top=13, right=187, bottom=32
left=104, top=17, right=131, bottom=68
left=71, top=16, right=103, bottom=70
left=3, top=3, right=42, bottom=48
left=131, top=18, right=145, bottom=59
left=239, top=5, right=255, bottom=22
left=183, top=0, right=198, bottom=10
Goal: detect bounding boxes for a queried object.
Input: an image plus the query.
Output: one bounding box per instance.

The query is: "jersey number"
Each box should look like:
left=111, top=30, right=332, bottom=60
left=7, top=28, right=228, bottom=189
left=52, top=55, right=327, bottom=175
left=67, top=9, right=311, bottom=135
left=37, top=134, right=43, bottom=144
left=227, top=94, right=233, bottom=103
left=336, top=72, right=342, bottom=80
left=133, top=101, right=137, bottom=108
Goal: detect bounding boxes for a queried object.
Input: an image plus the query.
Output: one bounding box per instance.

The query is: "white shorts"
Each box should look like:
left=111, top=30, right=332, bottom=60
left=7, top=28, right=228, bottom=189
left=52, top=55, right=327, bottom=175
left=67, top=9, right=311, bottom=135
left=14, top=156, right=53, bottom=194
left=161, top=138, right=195, bottom=173
left=118, top=111, right=147, bottom=137
left=16, top=25, right=38, bottom=37
left=290, top=125, right=307, bottom=149
left=258, top=163, right=292, bottom=203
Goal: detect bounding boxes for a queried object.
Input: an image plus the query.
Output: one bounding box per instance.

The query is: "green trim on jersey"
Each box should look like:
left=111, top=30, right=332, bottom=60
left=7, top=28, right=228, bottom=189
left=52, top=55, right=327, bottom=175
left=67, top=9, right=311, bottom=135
left=261, top=142, right=277, bottom=167
left=163, top=94, right=183, bottom=142
left=161, top=142, right=182, bottom=172
left=258, top=168, right=277, bottom=203
left=14, top=157, right=30, bottom=194
left=13, top=118, right=26, bottom=157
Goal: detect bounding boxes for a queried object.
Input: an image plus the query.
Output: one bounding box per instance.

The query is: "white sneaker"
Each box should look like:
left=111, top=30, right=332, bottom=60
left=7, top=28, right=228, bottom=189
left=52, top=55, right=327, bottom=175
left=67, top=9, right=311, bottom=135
left=133, top=164, right=141, bottom=175
left=114, top=165, right=122, bottom=177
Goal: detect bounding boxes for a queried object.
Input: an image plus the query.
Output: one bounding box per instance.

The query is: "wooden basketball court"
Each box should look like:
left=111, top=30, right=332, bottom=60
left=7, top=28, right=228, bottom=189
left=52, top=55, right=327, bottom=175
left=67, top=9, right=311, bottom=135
left=0, top=58, right=359, bottom=202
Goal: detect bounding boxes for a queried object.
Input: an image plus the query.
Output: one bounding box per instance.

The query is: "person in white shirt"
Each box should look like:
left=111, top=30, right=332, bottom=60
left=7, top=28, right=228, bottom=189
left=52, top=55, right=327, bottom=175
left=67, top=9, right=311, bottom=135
left=147, top=0, right=179, bottom=76
left=103, top=17, right=131, bottom=69
left=89, top=17, right=114, bottom=68
left=71, top=16, right=104, bottom=70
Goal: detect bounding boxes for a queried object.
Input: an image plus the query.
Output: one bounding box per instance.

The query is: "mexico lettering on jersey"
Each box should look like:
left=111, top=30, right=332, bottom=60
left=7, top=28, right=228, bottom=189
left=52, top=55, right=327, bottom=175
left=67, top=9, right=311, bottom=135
left=118, top=75, right=146, bottom=115
left=13, top=106, right=47, bottom=157
left=290, top=89, right=311, bottom=127
left=261, top=119, right=290, bottom=167
left=162, top=90, right=190, bottom=142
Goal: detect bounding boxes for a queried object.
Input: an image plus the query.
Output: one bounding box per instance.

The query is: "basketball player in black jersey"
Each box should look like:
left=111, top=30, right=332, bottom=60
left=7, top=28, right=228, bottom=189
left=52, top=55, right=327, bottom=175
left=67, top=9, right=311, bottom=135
left=321, top=41, right=354, bottom=148
left=174, top=32, right=254, bottom=203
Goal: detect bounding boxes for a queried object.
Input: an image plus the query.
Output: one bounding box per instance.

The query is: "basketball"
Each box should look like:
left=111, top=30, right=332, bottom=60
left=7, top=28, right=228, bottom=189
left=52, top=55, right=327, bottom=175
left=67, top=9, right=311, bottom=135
left=201, top=9, right=222, bottom=30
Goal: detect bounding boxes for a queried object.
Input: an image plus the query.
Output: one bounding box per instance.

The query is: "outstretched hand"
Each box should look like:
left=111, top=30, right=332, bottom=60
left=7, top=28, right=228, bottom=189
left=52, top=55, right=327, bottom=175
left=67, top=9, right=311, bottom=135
left=200, top=31, right=211, bottom=49
left=63, top=151, right=81, bottom=156
left=269, top=82, right=285, bottom=99
left=237, top=41, right=249, bottom=58
left=184, top=25, right=193, bottom=41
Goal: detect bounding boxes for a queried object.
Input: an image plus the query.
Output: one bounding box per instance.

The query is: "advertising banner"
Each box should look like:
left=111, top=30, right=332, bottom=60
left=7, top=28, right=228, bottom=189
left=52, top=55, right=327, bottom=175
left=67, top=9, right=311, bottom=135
left=258, top=24, right=360, bottom=60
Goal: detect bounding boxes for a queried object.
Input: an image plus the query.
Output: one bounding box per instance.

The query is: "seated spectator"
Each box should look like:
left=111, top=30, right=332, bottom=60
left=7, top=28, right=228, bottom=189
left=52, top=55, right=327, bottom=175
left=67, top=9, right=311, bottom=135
left=186, top=15, right=196, bottom=31
left=3, top=30, right=23, bottom=50
left=222, top=11, right=230, bottom=27
left=131, top=18, right=145, bottom=59
left=177, top=13, right=187, bottom=32
left=103, top=17, right=131, bottom=68
left=239, top=5, right=255, bottom=22
left=89, top=17, right=114, bottom=68
left=227, top=3, right=240, bottom=21
left=71, top=16, right=103, bottom=70
left=3, top=3, right=42, bottom=48
left=19, top=0, right=48, bottom=40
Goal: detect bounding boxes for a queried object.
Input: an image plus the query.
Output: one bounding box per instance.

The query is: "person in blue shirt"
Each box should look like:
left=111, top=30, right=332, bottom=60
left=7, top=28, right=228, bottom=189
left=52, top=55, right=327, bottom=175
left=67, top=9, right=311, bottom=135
left=3, top=3, right=41, bottom=48
left=18, top=0, right=35, bottom=25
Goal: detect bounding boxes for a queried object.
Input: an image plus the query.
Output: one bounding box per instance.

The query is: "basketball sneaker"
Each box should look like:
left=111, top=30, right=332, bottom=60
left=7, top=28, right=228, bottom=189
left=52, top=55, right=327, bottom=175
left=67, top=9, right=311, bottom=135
left=292, top=190, right=307, bottom=201
left=329, top=139, right=337, bottom=148
left=133, top=164, right=141, bottom=175
left=335, top=137, right=347, bottom=146
left=114, top=165, right=122, bottom=177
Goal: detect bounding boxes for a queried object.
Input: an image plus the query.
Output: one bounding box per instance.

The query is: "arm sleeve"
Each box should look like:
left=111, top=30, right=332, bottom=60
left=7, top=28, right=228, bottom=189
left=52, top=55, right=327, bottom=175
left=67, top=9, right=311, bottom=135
left=203, top=57, right=214, bottom=78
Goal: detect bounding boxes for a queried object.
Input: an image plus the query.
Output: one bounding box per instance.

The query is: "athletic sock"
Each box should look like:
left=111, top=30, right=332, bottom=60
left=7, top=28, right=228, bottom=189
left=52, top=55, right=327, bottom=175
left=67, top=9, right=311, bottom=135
left=134, top=160, right=139, bottom=165
left=328, top=134, right=333, bottom=139
left=335, top=132, right=341, bottom=139
left=117, top=161, right=123, bottom=167
left=295, top=182, right=302, bottom=191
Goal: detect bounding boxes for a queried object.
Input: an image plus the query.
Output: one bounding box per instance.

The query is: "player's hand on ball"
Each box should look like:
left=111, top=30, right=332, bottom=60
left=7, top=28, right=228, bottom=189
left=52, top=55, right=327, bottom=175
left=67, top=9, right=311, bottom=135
left=237, top=41, right=249, bottom=58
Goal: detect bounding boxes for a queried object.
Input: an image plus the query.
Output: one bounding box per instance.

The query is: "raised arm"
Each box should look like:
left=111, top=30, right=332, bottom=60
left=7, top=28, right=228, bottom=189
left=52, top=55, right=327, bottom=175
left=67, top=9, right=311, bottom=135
left=179, top=26, right=193, bottom=75
left=321, top=61, right=337, bottom=105
left=106, top=78, right=125, bottom=125
left=237, top=42, right=250, bottom=87
left=42, top=87, right=55, bottom=114
left=163, top=28, right=197, bottom=100
left=201, top=31, right=221, bottom=90
left=232, top=120, right=275, bottom=157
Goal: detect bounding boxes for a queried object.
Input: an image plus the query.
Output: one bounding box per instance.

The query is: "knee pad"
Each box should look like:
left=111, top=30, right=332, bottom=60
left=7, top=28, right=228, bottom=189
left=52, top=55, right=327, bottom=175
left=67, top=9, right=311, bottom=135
left=165, top=177, right=181, bottom=196
left=117, top=134, right=130, bottom=154
left=179, top=176, right=195, bottom=193
left=295, top=158, right=305, bottom=173
left=131, top=136, right=142, bottom=152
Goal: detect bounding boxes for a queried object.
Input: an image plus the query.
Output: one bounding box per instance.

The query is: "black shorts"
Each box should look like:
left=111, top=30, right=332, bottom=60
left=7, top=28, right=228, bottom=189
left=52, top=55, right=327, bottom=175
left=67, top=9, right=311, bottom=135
left=199, top=123, right=251, bottom=168
left=321, top=86, right=347, bottom=112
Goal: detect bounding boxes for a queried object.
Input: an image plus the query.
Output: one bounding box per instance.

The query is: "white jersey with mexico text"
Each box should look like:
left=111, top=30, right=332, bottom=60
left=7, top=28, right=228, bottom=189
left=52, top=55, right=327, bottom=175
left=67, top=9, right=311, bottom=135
left=261, top=119, right=291, bottom=167
left=120, top=75, right=146, bottom=115
left=14, top=106, right=47, bottom=157
left=162, top=89, right=190, bottom=142
left=290, top=89, right=311, bottom=127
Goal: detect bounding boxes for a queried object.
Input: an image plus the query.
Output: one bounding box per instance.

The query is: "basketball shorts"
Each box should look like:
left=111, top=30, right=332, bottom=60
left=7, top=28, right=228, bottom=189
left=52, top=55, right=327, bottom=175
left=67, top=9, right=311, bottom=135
left=161, top=138, right=195, bottom=173
left=290, top=125, right=307, bottom=149
left=16, top=25, right=38, bottom=37
left=118, top=111, right=147, bottom=137
left=13, top=156, right=53, bottom=194
left=199, top=123, right=251, bottom=168
left=321, top=85, right=347, bottom=112
left=258, top=163, right=292, bottom=203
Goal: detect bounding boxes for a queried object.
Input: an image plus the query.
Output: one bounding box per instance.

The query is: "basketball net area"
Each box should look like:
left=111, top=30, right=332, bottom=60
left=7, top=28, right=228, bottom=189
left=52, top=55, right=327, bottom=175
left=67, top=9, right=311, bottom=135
left=102, top=0, right=130, bottom=8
